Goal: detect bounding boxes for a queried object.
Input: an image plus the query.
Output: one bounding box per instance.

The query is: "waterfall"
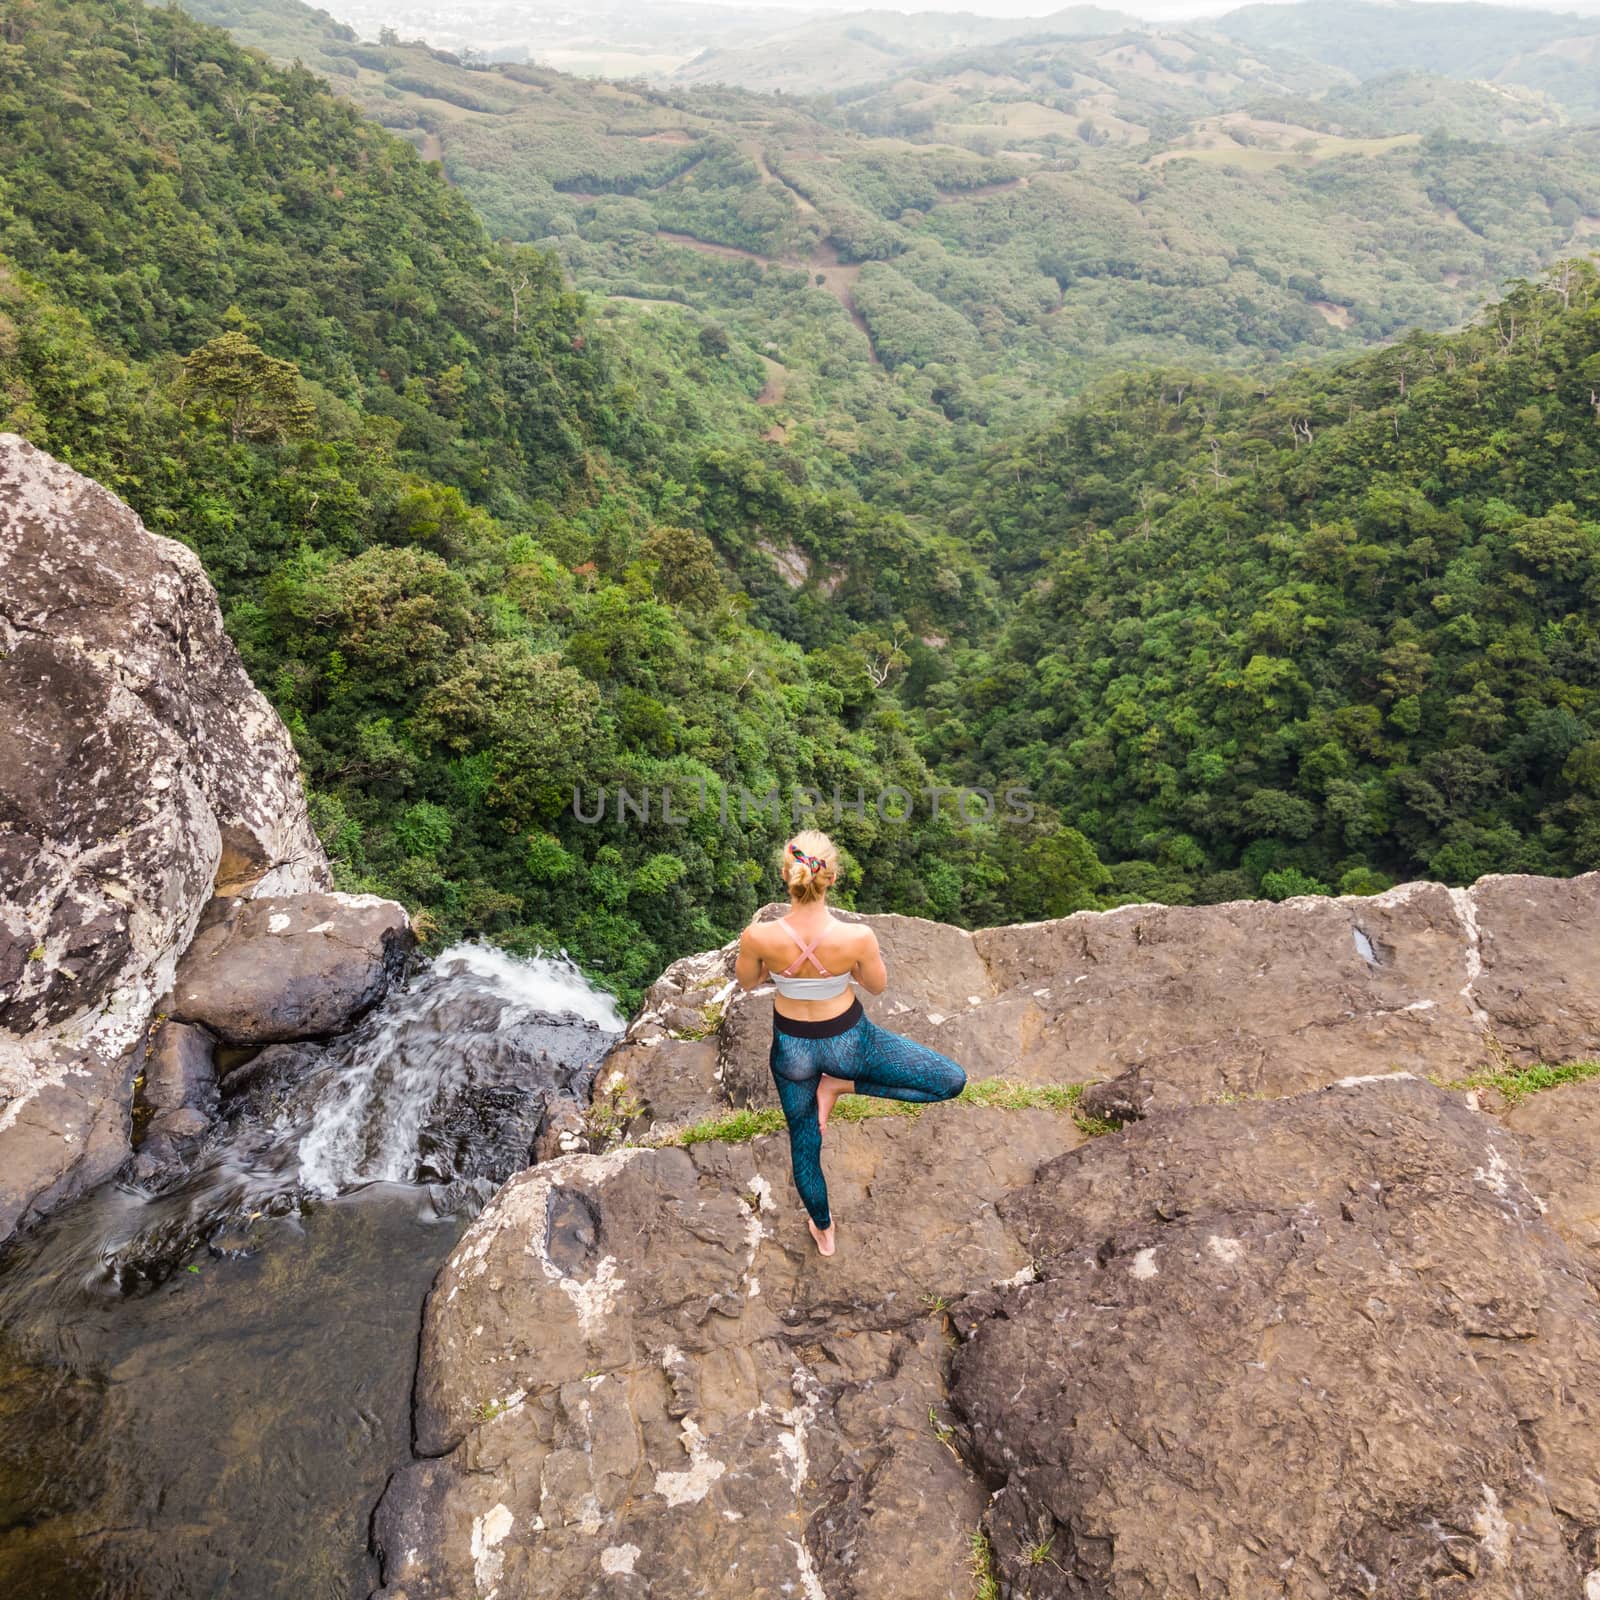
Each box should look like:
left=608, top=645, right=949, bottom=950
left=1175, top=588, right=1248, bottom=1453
left=294, top=942, right=624, bottom=1198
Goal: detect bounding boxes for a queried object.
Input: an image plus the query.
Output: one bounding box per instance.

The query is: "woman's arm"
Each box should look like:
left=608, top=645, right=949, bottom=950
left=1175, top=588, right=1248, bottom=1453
left=852, top=927, right=888, bottom=995
left=734, top=925, right=768, bottom=991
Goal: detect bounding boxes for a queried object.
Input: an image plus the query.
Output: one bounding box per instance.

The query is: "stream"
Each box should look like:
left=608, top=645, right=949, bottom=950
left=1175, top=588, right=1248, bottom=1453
left=0, top=944, right=623, bottom=1599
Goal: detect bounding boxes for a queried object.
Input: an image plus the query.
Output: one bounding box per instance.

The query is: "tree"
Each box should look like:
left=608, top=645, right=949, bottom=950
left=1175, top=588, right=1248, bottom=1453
left=641, top=524, right=723, bottom=611
left=180, top=331, right=314, bottom=444
left=1004, top=826, right=1112, bottom=919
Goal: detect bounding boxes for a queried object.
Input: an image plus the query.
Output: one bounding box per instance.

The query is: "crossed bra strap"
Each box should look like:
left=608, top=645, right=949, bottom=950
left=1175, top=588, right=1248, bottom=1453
left=776, top=918, right=834, bottom=977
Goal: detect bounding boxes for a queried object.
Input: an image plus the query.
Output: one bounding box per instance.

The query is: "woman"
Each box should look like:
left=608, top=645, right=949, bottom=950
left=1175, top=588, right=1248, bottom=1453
left=734, top=830, right=967, bottom=1257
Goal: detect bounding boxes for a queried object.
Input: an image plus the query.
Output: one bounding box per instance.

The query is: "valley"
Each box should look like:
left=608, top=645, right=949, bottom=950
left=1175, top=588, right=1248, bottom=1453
left=3, top=2, right=1600, bottom=1594
left=2, top=0, right=1599, bottom=985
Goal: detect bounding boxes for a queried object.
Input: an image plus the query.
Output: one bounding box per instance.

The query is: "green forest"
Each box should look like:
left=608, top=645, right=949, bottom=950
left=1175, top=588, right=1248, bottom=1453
left=2, top=0, right=1599, bottom=1002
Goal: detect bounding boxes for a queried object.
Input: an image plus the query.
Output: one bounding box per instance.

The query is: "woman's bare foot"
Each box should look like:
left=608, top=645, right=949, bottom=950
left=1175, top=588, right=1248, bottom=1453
left=816, top=1073, right=853, bottom=1134
left=807, top=1217, right=836, bottom=1257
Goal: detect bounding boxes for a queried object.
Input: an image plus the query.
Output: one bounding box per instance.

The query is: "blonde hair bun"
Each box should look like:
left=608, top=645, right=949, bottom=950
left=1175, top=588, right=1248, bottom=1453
left=781, top=830, right=839, bottom=904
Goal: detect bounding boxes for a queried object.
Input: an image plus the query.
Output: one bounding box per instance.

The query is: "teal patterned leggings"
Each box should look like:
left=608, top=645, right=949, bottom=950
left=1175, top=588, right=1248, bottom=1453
left=769, top=999, right=967, bottom=1228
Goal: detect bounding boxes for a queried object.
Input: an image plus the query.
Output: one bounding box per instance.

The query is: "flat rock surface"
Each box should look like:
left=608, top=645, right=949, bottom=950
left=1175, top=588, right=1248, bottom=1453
left=169, top=892, right=412, bottom=1046
left=1472, top=873, right=1600, bottom=1062
left=1504, top=1075, right=1600, bottom=1292
left=0, top=437, right=328, bottom=1240
left=600, top=876, right=1600, bottom=1140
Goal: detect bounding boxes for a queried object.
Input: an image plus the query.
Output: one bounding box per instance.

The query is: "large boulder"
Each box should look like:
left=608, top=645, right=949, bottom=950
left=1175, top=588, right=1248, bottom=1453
left=169, top=891, right=413, bottom=1046
left=382, top=877, right=1600, bottom=1598
left=0, top=436, right=329, bottom=1239
left=132, top=1018, right=220, bottom=1177
left=373, top=1101, right=1084, bottom=1600
left=950, top=1076, right=1600, bottom=1597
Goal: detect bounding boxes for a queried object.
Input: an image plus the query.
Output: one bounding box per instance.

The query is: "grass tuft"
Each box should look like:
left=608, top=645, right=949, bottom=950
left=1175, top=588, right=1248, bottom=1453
left=652, top=1077, right=1117, bottom=1149
left=1072, top=1109, right=1121, bottom=1137
left=1442, top=1057, right=1600, bottom=1107
left=960, top=1080, right=1082, bottom=1112
left=969, top=1529, right=999, bottom=1600
left=676, top=1107, right=786, bottom=1146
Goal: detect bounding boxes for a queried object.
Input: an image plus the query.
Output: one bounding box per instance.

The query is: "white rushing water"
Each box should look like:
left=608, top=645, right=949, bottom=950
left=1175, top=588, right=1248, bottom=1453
left=434, top=942, right=626, bottom=1031
left=295, top=943, right=624, bottom=1198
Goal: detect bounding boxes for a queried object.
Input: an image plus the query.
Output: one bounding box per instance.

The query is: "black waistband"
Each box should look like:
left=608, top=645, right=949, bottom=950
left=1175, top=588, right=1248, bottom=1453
left=773, top=996, right=864, bottom=1038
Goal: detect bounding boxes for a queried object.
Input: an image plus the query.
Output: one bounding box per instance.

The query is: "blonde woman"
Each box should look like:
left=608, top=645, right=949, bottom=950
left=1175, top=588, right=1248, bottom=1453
left=734, top=830, right=967, bottom=1257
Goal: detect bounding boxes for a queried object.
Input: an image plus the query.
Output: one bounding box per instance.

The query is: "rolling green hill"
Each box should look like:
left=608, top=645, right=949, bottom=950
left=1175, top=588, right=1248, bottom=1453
left=925, top=262, right=1600, bottom=905
left=170, top=0, right=1600, bottom=527
left=0, top=0, right=1014, bottom=996
left=1214, top=0, right=1600, bottom=114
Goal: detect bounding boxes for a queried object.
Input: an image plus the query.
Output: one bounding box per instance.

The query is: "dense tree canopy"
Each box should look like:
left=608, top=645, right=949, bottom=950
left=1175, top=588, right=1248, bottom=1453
left=926, top=263, right=1600, bottom=903
left=3, top=0, right=1598, bottom=1005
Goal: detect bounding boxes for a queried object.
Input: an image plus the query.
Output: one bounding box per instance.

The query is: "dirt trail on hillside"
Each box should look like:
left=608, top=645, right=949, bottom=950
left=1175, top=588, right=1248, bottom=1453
left=655, top=230, right=772, bottom=265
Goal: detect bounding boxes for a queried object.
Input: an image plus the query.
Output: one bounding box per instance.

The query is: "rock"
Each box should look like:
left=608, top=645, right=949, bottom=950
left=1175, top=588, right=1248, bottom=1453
left=996, top=880, right=1490, bottom=1119
left=596, top=878, right=1600, bottom=1142
left=218, top=1041, right=330, bottom=1122
left=385, top=879, right=1600, bottom=1598
left=1472, top=873, right=1600, bottom=1062
left=140, top=1021, right=218, bottom=1113
left=1504, top=1075, right=1600, bottom=1292
left=169, top=892, right=412, bottom=1046
left=373, top=1101, right=1082, bottom=1598
left=949, top=1076, right=1600, bottom=1597
left=147, top=1106, right=211, bottom=1141
left=533, top=1100, right=590, bottom=1164
left=0, top=436, right=327, bottom=1240
left=0, top=1045, right=141, bottom=1231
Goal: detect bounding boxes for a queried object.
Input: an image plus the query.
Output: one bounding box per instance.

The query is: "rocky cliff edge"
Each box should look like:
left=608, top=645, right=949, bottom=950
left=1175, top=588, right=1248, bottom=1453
left=380, top=874, right=1600, bottom=1600
left=0, top=436, right=408, bottom=1239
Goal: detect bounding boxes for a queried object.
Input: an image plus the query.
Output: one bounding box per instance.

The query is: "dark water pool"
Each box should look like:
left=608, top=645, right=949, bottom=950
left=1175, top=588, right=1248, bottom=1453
left=0, top=1186, right=460, bottom=1599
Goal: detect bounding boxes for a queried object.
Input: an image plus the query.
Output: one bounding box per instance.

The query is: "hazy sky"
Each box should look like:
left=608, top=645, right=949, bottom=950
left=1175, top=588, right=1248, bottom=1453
left=329, top=0, right=1600, bottom=68
left=661, top=0, right=1600, bottom=12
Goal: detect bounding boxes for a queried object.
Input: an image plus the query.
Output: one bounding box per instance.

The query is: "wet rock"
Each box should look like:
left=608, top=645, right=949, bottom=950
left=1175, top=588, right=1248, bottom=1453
left=415, top=1081, right=546, bottom=1189
left=950, top=1076, right=1600, bottom=1598
left=169, top=892, right=413, bottom=1046
left=375, top=1103, right=1081, bottom=1598
left=141, top=1021, right=218, bottom=1113
left=0, top=436, right=327, bottom=1241
left=207, top=1214, right=275, bottom=1260
left=132, top=1105, right=216, bottom=1182
left=220, top=1041, right=329, bottom=1120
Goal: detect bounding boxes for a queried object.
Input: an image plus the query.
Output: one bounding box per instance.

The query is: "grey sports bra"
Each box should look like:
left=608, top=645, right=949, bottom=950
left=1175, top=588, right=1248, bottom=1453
left=770, top=918, right=852, bottom=1000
